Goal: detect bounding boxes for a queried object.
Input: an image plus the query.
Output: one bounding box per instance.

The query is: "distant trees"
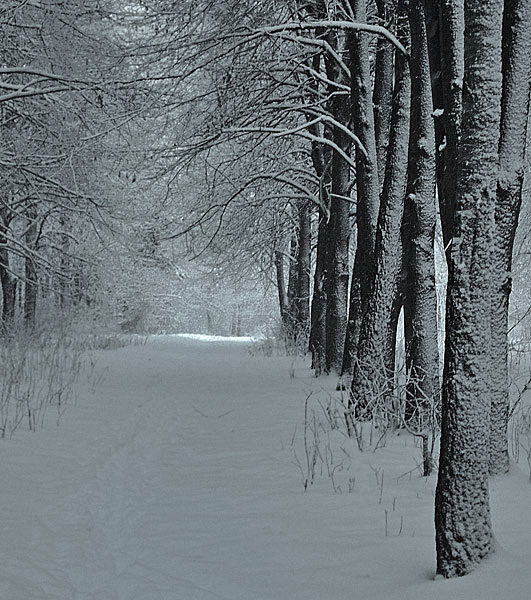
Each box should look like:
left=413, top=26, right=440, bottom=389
left=0, top=1, right=128, bottom=331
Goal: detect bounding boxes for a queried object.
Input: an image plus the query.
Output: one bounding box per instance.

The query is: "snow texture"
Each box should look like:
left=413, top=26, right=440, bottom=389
left=0, top=335, right=529, bottom=599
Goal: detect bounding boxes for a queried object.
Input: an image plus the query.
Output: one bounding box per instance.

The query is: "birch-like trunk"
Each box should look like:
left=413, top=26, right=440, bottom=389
left=435, top=0, right=503, bottom=578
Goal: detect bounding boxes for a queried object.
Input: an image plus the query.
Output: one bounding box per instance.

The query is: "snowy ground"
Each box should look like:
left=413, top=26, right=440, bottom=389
left=0, top=335, right=529, bottom=599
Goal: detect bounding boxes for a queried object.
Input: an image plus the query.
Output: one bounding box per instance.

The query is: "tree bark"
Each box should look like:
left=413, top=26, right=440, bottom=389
left=435, top=0, right=503, bottom=578
left=24, top=206, right=38, bottom=330
left=310, top=205, right=329, bottom=375
left=437, top=0, right=465, bottom=258
left=324, top=30, right=352, bottom=374
left=342, top=0, right=381, bottom=376
left=274, top=249, right=289, bottom=328
left=0, top=209, right=17, bottom=332
left=295, top=199, right=311, bottom=346
left=489, top=0, right=531, bottom=475
left=373, top=0, right=396, bottom=186
left=402, top=0, right=439, bottom=427
left=306, top=42, right=331, bottom=375
left=350, top=0, right=410, bottom=417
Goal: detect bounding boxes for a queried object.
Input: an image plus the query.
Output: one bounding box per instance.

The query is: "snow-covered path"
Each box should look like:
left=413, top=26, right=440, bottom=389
left=0, top=336, right=530, bottom=599
left=0, top=336, right=309, bottom=599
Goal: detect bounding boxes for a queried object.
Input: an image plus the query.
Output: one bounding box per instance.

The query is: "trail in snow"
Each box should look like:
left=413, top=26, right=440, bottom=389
left=0, top=335, right=529, bottom=600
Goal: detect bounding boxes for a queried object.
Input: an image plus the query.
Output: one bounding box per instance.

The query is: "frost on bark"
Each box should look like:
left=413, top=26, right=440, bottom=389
left=324, top=30, right=352, bottom=374
left=350, top=0, right=410, bottom=416
left=402, top=0, right=439, bottom=426
left=325, top=131, right=351, bottom=374
left=310, top=204, right=329, bottom=374
left=438, top=0, right=465, bottom=256
left=294, top=199, right=311, bottom=345
left=489, top=0, right=531, bottom=476
left=305, top=40, right=331, bottom=373
left=278, top=200, right=312, bottom=350
left=373, top=0, right=395, bottom=186
left=424, top=0, right=464, bottom=258
left=435, top=0, right=503, bottom=578
left=342, top=0, right=380, bottom=375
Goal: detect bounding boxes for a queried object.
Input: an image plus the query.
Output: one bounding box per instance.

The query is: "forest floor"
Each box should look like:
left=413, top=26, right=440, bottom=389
left=0, top=334, right=530, bottom=599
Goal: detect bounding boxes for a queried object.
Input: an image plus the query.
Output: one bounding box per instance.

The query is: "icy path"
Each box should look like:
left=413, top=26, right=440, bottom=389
left=0, top=335, right=530, bottom=599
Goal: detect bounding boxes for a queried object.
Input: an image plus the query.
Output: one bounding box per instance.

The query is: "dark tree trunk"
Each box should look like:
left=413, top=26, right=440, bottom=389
left=275, top=249, right=289, bottom=329
left=287, top=230, right=298, bottom=316
left=0, top=210, right=17, bottom=331
left=342, top=0, right=381, bottom=376
left=402, top=0, right=440, bottom=428
left=350, top=0, right=410, bottom=417
left=310, top=205, right=329, bottom=375
left=206, top=309, right=213, bottom=333
left=0, top=267, right=17, bottom=330
left=24, top=206, right=38, bottom=330
left=285, top=230, right=299, bottom=346
left=306, top=41, right=331, bottom=375
left=373, top=0, right=396, bottom=187
left=325, top=141, right=351, bottom=374
left=435, top=0, right=503, bottom=578
left=436, top=0, right=465, bottom=258
left=489, top=0, right=531, bottom=475
left=294, top=199, right=311, bottom=346
left=324, top=31, right=352, bottom=374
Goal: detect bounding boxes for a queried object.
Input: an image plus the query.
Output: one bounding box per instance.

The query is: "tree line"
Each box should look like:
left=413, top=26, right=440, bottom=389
left=1, top=0, right=530, bottom=581
left=164, top=0, right=529, bottom=578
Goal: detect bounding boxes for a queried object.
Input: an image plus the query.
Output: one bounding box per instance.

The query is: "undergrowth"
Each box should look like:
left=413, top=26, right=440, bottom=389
left=0, top=317, right=145, bottom=439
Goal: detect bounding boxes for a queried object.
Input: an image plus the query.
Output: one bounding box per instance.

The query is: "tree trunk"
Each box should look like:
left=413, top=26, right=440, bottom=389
left=0, top=266, right=17, bottom=331
left=489, top=0, right=531, bottom=475
left=324, top=31, right=352, bottom=374
left=306, top=42, right=331, bottom=375
left=274, top=249, right=289, bottom=329
left=0, top=210, right=17, bottom=332
left=373, top=0, right=396, bottom=186
left=24, top=206, right=38, bottom=330
left=310, top=206, right=329, bottom=375
left=342, top=0, right=381, bottom=376
left=295, top=199, right=311, bottom=346
left=435, top=0, right=503, bottom=578
left=206, top=309, right=214, bottom=333
left=286, top=230, right=299, bottom=346
left=402, top=0, right=439, bottom=428
left=437, top=0, right=465, bottom=258
left=350, top=0, right=410, bottom=418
